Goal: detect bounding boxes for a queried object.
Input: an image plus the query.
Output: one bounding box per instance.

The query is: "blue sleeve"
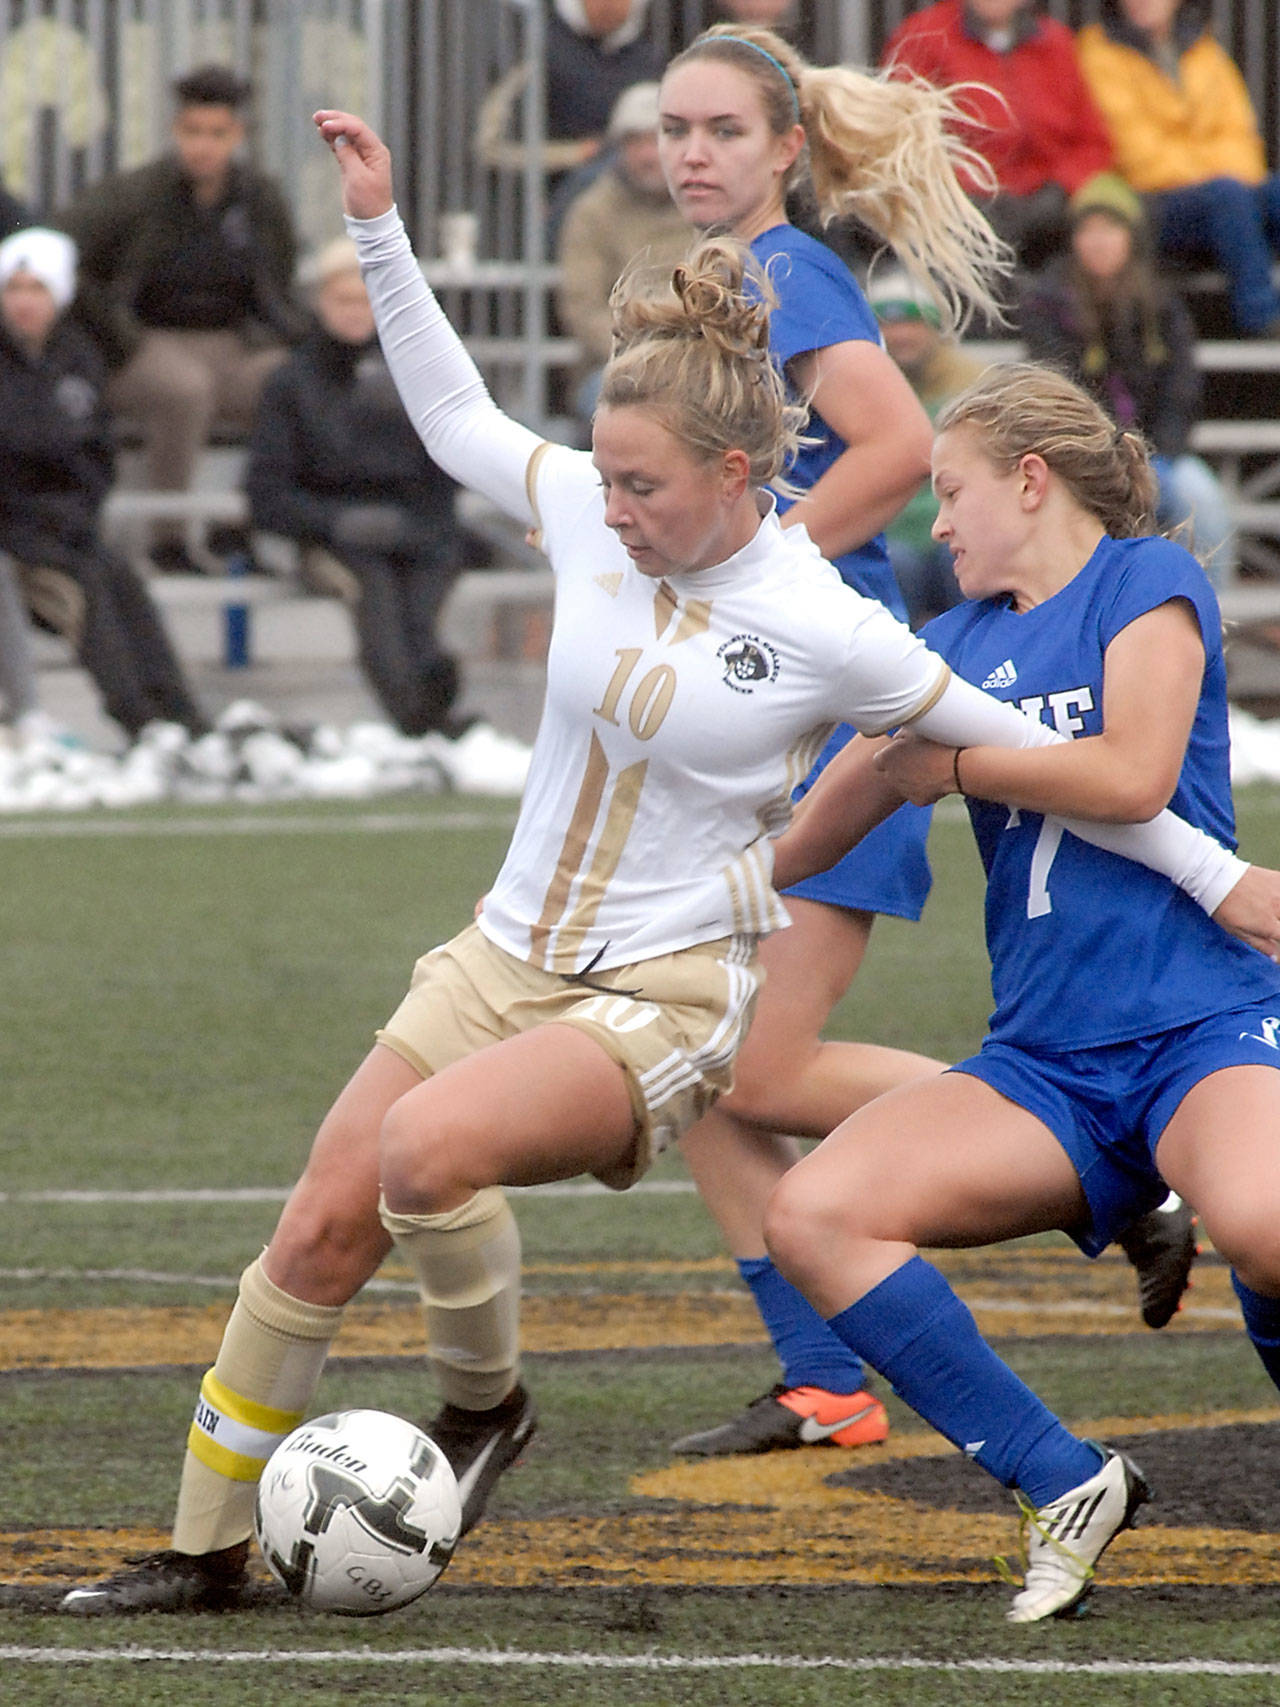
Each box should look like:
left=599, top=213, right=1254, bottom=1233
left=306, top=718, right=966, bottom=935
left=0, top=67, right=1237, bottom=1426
left=1099, top=537, right=1222, bottom=657
left=760, top=243, right=881, bottom=367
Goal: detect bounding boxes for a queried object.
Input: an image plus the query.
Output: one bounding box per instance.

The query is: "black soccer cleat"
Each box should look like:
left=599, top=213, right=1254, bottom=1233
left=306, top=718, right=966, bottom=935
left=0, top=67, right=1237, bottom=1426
left=1116, top=1195, right=1199, bottom=1329
left=671, top=1382, right=889, bottom=1456
left=58, top=1541, right=251, bottom=1615
left=425, top=1383, right=537, bottom=1536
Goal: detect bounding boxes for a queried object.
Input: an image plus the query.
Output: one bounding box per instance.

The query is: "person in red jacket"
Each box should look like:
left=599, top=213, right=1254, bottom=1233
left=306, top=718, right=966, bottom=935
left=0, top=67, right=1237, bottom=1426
left=882, top=0, right=1113, bottom=271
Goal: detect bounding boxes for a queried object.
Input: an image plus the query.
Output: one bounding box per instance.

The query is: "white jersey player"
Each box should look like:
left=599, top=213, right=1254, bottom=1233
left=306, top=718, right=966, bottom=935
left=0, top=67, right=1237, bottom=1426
left=58, top=113, right=1278, bottom=1617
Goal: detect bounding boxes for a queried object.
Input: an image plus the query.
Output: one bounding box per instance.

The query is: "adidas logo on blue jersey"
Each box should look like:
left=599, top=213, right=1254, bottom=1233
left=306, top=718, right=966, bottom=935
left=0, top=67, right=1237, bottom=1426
left=982, top=659, right=1018, bottom=690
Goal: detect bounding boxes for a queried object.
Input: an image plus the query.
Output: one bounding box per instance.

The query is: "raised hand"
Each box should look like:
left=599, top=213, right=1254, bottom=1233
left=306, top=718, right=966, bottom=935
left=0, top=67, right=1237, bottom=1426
left=312, top=109, right=395, bottom=220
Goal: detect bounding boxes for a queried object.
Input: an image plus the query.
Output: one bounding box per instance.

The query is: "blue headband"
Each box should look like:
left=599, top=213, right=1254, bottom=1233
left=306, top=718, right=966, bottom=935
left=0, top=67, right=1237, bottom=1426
left=714, top=35, right=801, bottom=122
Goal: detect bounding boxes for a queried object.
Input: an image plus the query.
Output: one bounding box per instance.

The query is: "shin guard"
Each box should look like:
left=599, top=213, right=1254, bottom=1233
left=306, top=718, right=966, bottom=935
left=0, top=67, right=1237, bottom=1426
left=172, top=1256, right=344, bottom=1554
left=379, top=1186, right=522, bottom=1411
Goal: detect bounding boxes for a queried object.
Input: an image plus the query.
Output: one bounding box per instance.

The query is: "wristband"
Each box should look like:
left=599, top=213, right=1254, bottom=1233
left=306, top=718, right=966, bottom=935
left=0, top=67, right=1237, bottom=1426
left=953, top=747, right=965, bottom=795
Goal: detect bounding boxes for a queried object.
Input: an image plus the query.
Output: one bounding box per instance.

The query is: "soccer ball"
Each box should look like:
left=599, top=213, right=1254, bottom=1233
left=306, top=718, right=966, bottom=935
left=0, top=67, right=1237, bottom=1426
left=253, top=1408, right=462, bottom=1615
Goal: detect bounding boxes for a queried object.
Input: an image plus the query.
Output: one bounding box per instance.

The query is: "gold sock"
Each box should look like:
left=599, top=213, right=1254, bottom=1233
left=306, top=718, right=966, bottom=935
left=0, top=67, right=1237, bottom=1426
left=172, top=1256, right=344, bottom=1555
left=379, top=1186, right=521, bottom=1411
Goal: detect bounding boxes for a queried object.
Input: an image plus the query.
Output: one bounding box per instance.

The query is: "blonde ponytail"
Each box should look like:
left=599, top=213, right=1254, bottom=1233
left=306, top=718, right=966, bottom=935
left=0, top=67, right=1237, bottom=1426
left=667, top=25, right=1012, bottom=332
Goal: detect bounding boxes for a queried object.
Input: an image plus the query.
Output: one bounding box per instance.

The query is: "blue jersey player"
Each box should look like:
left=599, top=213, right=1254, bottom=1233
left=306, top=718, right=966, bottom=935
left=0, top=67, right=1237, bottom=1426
left=765, top=361, right=1280, bottom=1623
left=656, top=21, right=1194, bottom=1458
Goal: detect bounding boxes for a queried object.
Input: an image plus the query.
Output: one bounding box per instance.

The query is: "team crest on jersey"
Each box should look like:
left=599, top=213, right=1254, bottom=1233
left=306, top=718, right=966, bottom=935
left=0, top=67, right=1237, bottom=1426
left=717, top=634, right=780, bottom=693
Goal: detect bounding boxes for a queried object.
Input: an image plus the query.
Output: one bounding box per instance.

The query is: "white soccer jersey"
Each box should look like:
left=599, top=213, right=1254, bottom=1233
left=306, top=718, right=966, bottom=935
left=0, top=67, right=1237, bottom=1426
left=350, top=209, right=945, bottom=973
left=478, top=447, right=944, bottom=972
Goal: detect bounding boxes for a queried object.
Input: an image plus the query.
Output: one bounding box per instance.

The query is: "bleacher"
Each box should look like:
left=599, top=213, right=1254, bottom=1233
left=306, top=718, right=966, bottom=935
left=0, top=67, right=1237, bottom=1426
left=92, top=252, right=1280, bottom=713
left=100, top=433, right=555, bottom=684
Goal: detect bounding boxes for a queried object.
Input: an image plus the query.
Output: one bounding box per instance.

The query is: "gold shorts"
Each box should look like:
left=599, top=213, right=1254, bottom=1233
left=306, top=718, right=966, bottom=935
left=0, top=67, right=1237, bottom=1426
left=376, top=923, right=762, bottom=1189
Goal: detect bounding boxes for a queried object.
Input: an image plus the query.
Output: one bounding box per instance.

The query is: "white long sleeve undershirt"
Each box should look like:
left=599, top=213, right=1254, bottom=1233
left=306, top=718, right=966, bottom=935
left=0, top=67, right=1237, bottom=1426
left=346, top=206, right=543, bottom=524
left=914, top=675, right=1247, bottom=915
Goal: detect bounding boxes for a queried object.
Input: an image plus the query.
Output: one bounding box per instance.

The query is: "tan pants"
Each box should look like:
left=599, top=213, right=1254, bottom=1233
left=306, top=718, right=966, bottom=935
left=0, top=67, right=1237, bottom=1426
left=107, top=328, right=286, bottom=533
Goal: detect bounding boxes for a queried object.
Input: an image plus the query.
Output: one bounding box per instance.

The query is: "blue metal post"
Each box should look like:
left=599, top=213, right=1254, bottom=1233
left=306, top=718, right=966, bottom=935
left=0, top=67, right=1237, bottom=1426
left=223, top=551, right=251, bottom=669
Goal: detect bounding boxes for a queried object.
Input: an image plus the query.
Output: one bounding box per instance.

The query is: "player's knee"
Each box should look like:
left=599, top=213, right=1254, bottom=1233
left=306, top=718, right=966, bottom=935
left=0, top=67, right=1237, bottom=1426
left=1208, top=1196, right=1280, bottom=1290
left=763, top=1170, right=827, bottom=1290
left=268, top=1177, right=388, bottom=1300
left=377, top=1097, right=464, bottom=1211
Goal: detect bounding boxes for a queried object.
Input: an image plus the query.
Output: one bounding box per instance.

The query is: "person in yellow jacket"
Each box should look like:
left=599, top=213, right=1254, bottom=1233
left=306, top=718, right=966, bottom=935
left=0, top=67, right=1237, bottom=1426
left=1077, top=0, right=1280, bottom=337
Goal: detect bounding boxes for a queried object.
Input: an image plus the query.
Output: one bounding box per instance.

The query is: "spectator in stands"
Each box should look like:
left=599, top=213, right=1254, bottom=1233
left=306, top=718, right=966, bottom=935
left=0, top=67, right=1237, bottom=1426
left=1019, top=171, right=1235, bottom=586
left=707, top=0, right=797, bottom=32
left=0, top=165, right=57, bottom=741
left=1077, top=0, right=1280, bottom=339
left=246, top=238, right=465, bottom=741
left=882, top=0, right=1114, bottom=274
left=866, top=270, right=987, bottom=626
left=476, top=0, right=664, bottom=246
left=246, top=240, right=530, bottom=794
left=555, top=82, right=690, bottom=430
left=59, top=64, right=303, bottom=575
left=0, top=553, right=47, bottom=739
left=0, top=228, right=210, bottom=746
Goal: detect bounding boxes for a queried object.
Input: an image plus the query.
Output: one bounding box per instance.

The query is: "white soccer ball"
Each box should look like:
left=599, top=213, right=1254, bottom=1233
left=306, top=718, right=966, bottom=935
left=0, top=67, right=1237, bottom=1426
left=253, top=1408, right=462, bottom=1615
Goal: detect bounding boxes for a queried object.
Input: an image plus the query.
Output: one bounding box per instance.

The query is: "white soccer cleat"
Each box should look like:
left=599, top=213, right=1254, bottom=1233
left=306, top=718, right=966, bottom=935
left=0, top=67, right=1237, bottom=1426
left=1006, top=1447, right=1150, bottom=1623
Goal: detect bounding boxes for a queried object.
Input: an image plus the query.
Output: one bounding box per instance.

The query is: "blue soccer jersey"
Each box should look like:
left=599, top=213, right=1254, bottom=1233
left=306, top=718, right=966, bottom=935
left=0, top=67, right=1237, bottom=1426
left=750, top=222, right=933, bottom=918
left=750, top=224, right=904, bottom=617
left=923, top=533, right=1280, bottom=1049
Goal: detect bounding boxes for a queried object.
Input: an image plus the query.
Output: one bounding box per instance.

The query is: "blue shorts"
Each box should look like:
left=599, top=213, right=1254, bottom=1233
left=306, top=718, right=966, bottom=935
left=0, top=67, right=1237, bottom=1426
left=784, top=723, right=933, bottom=920
left=952, top=999, right=1280, bottom=1255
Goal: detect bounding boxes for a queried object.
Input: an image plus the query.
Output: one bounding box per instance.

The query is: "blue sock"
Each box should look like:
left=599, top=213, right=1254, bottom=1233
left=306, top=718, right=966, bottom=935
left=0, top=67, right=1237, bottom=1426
left=826, top=1255, right=1101, bottom=1506
left=1232, top=1272, right=1280, bottom=1391
left=738, top=1256, right=867, bottom=1393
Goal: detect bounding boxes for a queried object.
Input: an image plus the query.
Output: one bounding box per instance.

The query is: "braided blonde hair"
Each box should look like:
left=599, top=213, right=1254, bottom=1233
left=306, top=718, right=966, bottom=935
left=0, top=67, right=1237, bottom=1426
left=665, top=24, right=1011, bottom=331
left=600, top=234, right=807, bottom=487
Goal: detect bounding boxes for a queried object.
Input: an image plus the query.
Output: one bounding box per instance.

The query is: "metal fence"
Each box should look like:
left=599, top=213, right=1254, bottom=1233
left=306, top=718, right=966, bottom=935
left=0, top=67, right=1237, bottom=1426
left=0, top=0, right=397, bottom=249
left=7, top=3, right=1277, bottom=247
left=1, top=0, right=1277, bottom=428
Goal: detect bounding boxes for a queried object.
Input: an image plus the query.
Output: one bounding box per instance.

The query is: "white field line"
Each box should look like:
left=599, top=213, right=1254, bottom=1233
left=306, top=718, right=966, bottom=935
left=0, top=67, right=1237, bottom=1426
left=0, top=800, right=984, bottom=841
left=0, top=1266, right=1245, bottom=1322
left=0, top=808, right=515, bottom=839
left=0, top=1266, right=422, bottom=1292
left=2, top=1647, right=1280, bottom=1675
left=0, top=1180, right=1244, bottom=1319
left=0, top=1181, right=696, bottom=1204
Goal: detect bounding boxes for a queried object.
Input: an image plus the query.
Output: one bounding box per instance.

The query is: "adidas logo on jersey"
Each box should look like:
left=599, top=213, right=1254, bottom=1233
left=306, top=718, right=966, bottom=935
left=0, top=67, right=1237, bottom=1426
left=982, top=659, right=1018, bottom=690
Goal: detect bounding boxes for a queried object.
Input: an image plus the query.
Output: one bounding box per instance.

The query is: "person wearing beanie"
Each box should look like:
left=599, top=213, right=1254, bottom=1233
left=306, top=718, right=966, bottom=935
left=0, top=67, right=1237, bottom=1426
left=882, top=0, right=1114, bottom=271
left=0, top=226, right=81, bottom=741
left=1077, top=0, right=1280, bottom=338
left=556, top=81, right=690, bottom=430
left=1019, top=171, right=1235, bottom=583
left=866, top=272, right=987, bottom=626
left=0, top=227, right=210, bottom=744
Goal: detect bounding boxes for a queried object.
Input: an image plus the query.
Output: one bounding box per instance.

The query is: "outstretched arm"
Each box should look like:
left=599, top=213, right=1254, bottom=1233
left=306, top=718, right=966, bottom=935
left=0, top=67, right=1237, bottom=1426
left=313, top=110, right=544, bottom=524
left=774, top=665, right=1269, bottom=947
